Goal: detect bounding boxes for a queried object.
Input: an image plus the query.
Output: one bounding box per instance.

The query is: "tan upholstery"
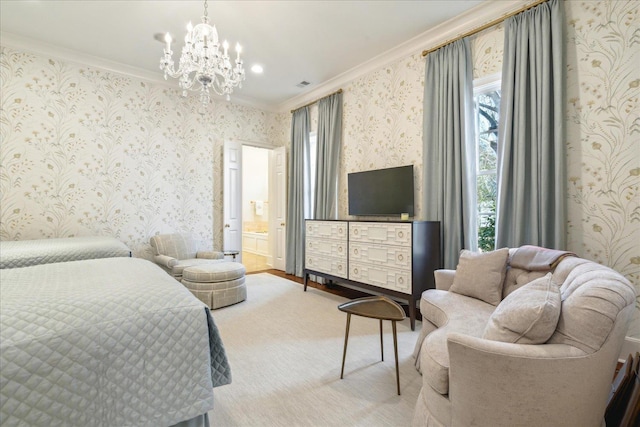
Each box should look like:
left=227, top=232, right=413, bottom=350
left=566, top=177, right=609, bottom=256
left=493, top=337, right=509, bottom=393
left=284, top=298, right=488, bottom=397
left=181, top=262, right=247, bottom=309
left=412, top=247, right=637, bottom=427
left=149, top=233, right=224, bottom=279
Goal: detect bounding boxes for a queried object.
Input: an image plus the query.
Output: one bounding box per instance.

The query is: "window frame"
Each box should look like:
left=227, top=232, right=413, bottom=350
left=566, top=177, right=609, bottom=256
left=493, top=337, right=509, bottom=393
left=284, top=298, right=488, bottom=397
left=473, top=73, right=501, bottom=252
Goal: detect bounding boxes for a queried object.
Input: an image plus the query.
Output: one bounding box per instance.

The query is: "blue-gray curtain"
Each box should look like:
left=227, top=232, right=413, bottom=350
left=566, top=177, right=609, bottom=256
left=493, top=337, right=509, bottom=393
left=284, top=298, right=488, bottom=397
left=423, top=38, right=476, bottom=269
left=314, top=92, right=343, bottom=219
left=286, top=107, right=311, bottom=277
left=495, top=0, right=565, bottom=249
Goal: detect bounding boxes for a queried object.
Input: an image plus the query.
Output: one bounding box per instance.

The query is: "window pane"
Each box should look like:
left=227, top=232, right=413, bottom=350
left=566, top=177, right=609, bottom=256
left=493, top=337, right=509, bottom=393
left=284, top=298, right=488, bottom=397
left=474, top=84, right=500, bottom=252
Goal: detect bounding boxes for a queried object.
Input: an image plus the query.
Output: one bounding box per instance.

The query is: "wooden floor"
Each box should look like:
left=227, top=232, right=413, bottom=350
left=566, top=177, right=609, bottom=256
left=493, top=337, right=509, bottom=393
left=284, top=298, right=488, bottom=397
left=247, top=268, right=419, bottom=318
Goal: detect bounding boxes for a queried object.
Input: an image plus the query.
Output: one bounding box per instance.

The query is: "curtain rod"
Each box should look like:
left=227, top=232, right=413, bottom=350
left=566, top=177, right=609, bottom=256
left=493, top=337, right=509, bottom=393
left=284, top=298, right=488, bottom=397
left=291, top=88, right=343, bottom=113
left=422, top=0, right=549, bottom=57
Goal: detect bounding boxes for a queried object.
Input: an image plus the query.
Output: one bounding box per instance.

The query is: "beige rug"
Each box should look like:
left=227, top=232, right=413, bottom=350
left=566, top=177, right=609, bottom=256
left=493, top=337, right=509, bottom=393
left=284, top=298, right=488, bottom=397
left=209, top=273, right=421, bottom=427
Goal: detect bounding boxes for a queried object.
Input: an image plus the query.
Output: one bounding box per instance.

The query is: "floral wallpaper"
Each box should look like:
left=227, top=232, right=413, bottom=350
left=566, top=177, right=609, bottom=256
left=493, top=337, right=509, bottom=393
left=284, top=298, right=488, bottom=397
left=275, top=0, right=639, bottom=337
left=564, top=0, right=639, bottom=337
left=0, top=46, right=280, bottom=257
left=1, top=0, right=638, bottom=337
left=338, top=53, right=426, bottom=220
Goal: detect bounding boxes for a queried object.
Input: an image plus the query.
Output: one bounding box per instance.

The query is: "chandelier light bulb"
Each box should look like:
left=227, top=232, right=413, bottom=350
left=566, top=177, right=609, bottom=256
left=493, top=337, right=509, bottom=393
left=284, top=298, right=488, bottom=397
left=159, top=0, right=246, bottom=112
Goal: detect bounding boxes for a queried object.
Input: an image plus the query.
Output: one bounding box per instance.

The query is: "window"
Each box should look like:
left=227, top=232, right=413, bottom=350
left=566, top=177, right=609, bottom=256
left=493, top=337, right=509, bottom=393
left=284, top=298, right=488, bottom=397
left=473, top=76, right=500, bottom=252
left=303, top=131, right=317, bottom=219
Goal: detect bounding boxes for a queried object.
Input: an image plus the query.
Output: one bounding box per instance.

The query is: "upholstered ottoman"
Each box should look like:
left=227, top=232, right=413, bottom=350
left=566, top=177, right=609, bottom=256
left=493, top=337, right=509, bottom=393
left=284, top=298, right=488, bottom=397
left=181, top=262, right=247, bottom=309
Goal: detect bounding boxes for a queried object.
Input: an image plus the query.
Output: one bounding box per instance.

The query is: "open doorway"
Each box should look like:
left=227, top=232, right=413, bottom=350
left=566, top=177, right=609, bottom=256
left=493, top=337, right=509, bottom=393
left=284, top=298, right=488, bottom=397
left=241, top=145, right=271, bottom=272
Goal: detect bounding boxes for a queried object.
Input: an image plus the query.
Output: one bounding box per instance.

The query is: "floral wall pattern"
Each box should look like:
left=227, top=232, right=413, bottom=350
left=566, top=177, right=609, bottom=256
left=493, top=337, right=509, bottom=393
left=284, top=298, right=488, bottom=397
left=1, top=0, right=638, bottom=337
left=565, top=0, right=639, bottom=336
left=0, top=46, right=279, bottom=257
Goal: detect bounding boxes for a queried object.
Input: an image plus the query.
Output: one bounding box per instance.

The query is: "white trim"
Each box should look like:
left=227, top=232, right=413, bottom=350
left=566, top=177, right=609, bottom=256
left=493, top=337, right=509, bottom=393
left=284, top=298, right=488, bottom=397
left=474, top=73, right=502, bottom=95
left=0, top=31, right=275, bottom=113
left=277, top=0, right=531, bottom=113
left=1, top=0, right=533, bottom=114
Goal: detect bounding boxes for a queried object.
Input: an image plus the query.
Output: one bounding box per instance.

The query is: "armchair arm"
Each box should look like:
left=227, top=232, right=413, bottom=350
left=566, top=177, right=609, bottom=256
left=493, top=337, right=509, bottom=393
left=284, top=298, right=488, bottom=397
left=447, top=332, right=612, bottom=427
left=434, top=269, right=456, bottom=290
left=196, top=251, right=224, bottom=260
left=153, top=254, right=178, bottom=268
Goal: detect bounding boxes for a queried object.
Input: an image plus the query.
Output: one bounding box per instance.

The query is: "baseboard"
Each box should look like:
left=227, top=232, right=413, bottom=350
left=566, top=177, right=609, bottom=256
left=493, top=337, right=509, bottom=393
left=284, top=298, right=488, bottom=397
left=620, top=337, right=640, bottom=362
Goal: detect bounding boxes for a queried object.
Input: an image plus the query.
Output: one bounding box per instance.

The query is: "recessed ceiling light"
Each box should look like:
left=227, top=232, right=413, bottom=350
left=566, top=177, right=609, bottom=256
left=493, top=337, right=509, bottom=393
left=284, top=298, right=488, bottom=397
left=251, top=65, right=264, bottom=74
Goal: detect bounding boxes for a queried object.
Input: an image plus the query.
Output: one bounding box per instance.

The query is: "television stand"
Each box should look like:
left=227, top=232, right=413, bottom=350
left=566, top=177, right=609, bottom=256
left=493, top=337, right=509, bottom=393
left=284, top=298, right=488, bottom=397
left=304, top=220, right=441, bottom=331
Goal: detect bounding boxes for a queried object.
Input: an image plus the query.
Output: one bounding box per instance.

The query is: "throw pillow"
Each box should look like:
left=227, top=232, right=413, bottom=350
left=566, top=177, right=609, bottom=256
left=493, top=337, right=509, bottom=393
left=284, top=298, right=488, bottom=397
left=483, top=273, right=561, bottom=344
left=449, top=248, right=509, bottom=306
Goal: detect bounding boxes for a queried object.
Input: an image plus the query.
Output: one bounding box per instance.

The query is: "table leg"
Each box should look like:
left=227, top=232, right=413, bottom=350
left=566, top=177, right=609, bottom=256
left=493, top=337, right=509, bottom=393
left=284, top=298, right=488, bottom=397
left=340, top=313, right=351, bottom=379
left=409, top=296, right=416, bottom=331
left=392, top=320, right=400, bottom=395
left=303, top=272, right=308, bottom=292
left=379, top=319, right=384, bottom=361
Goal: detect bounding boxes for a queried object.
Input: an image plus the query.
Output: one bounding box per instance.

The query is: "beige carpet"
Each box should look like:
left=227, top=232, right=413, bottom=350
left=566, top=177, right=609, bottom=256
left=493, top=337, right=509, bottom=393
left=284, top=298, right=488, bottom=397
left=209, top=273, right=421, bottom=427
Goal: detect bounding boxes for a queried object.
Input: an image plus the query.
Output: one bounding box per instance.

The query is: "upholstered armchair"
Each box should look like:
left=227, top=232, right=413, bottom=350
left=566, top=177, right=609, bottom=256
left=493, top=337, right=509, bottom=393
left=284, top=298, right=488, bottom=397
left=149, top=233, right=224, bottom=279
left=412, top=248, right=638, bottom=427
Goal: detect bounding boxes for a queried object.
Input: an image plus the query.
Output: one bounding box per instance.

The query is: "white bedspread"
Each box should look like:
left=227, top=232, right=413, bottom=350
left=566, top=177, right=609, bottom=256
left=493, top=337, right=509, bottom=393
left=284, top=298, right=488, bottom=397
left=0, top=236, right=132, bottom=269
left=0, top=257, right=231, bottom=427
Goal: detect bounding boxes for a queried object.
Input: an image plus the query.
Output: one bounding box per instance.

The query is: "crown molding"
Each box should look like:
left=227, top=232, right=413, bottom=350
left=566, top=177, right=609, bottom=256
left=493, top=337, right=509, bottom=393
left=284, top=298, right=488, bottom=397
left=2, top=0, right=533, bottom=115
left=0, top=31, right=274, bottom=113
left=277, top=0, right=531, bottom=113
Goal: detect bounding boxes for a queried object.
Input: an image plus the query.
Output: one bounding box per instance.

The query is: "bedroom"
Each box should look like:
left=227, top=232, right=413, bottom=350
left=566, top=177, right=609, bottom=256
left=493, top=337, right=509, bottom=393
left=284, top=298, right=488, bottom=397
left=1, top=0, right=639, bottom=425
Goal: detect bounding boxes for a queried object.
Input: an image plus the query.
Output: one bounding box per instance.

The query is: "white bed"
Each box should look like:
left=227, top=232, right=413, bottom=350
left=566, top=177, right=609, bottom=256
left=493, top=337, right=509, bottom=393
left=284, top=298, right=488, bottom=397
left=0, top=237, right=231, bottom=427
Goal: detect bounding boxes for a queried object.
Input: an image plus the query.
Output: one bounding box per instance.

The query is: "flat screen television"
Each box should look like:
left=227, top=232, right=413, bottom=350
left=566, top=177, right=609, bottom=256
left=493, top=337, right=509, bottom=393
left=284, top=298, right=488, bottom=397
left=348, top=165, right=414, bottom=216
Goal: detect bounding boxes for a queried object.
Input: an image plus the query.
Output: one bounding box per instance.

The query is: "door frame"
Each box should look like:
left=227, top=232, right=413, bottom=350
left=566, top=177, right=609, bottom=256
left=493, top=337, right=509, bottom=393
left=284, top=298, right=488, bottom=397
left=224, top=140, right=287, bottom=270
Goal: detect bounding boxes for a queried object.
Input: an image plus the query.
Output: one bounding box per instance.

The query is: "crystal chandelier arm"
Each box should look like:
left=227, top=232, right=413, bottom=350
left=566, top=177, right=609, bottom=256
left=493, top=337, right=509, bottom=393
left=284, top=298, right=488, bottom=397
left=158, top=0, right=246, bottom=108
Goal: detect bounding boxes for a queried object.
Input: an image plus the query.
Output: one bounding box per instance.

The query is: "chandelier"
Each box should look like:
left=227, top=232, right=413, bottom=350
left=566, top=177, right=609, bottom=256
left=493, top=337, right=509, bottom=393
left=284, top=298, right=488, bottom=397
left=160, top=0, right=245, bottom=110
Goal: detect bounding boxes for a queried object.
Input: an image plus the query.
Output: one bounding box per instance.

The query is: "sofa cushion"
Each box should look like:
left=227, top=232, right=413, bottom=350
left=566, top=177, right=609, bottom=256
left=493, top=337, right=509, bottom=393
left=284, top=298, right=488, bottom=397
left=419, top=290, right=495, bottom=395
left=449, top=248, right=509, bottom=306
left=547, top=257, right=637, bottom=353
left=483, top=273, right=561, bottom=344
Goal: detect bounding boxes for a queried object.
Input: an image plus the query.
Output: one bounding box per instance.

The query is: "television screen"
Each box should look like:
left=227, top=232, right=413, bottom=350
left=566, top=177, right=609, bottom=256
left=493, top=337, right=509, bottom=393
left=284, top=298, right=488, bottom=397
left=348, top=165, right=414, bottom=216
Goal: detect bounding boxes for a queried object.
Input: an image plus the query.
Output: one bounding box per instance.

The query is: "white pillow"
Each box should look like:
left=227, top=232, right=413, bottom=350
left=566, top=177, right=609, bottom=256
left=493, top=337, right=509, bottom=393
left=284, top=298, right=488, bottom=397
left=483, top=273, right=561, bottom=344
left=449, top=248, right=509, bottom=306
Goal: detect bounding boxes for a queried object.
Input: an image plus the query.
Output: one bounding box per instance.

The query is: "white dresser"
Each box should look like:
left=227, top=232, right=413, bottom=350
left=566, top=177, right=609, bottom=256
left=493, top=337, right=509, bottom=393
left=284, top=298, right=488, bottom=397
left=304, top=220, right=441, bottom=330
left=305, top=220, right=348, bottom=279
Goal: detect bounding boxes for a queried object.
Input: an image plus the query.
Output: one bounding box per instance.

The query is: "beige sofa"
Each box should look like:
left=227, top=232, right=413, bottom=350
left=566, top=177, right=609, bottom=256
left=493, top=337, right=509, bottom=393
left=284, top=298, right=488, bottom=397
left=412, top=246, right=637, bottom=427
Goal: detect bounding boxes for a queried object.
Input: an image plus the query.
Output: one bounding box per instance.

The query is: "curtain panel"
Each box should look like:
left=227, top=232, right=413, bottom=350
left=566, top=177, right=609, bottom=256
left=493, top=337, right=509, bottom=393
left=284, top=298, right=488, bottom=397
left=423, top=38, right=476, bottom=269
left=314, top=92, right=343, bottom=220
left=495, top=0, right=565, bottom=249
left=285, top=107, right=311, bottom=277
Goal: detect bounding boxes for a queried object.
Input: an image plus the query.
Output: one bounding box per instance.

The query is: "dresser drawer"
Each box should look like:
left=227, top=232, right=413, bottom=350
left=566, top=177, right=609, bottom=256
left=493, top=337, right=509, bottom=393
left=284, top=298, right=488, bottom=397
left=349, top=222, right=411, bottom=246
left=305, top=254, right=348, bottom=279
left=306, top=221, right=348, bottom=241
left=306, top=239, right=347, bottom=258
left=349, top=242, right=411, bottom=270
left=349, top=262, right=411, bottom=294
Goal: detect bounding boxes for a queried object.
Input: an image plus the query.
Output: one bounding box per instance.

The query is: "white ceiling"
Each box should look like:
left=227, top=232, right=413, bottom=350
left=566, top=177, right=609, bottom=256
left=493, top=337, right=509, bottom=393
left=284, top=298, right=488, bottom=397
left=0, top=1, right=486, bottom=109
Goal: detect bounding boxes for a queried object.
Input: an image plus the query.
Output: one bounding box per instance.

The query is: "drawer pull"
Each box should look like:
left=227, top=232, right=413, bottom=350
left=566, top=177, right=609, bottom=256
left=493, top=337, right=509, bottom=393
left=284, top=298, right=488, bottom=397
left=339, top=228, right=343, bottom=234
left=398, top=254, right=403, bottom=261
left=338, top=265, right=343, bottom=270
left=339, top=246, right=343, bottom=253
left=354, top=268, right=359, bottom=274
left=354, top=229, right=359, bottom=235
left=398, top=277, right=404, bottom=284
left=354, top=248, right=359, bottom=255
left=398, top=231, right=404, bottom=238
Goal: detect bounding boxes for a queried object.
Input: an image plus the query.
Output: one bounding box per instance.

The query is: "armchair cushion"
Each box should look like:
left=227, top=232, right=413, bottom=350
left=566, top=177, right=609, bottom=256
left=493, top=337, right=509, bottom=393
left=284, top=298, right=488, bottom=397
left=196, top=251, right=224, bottom=260
left=483, top=273, right=561, bottom=344
left=449, top=248, right=509, bottom=306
